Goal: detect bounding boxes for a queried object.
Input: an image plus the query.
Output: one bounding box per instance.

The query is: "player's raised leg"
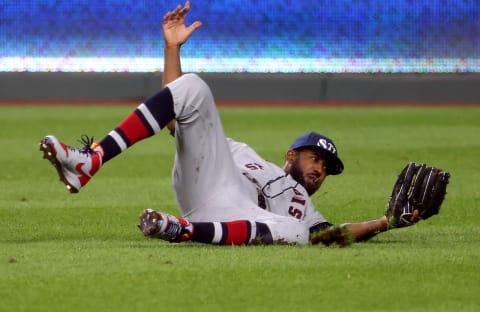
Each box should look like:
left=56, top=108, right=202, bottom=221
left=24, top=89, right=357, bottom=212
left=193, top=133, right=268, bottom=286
left=40, top=2, right=201, bottom=194
left=40, top=86, right=176, bottom=193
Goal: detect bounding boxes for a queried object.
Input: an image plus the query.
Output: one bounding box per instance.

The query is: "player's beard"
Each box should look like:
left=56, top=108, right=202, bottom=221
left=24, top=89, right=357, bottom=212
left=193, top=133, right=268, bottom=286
left=289, top=158, right=320, bottom=196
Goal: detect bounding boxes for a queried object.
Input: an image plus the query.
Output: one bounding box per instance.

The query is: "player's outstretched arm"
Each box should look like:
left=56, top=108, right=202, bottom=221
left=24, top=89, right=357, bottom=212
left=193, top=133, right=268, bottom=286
left=311, top=162, right=449, bottom=246
left=344, top=207, right=422, bottom=242
left=310, top=217, right=388, bottom=246
left=310, top=213, right=420, bottom=246
left=342, top=217, right=389, bottom=242
left=162, top=1, right=203, bottom=86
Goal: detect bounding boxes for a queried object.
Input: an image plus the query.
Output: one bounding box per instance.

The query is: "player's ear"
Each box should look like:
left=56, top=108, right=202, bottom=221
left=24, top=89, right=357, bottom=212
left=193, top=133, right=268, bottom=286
left=286, top=149, right=297, bottom=164
left=283, top=150, right=297, bottom=173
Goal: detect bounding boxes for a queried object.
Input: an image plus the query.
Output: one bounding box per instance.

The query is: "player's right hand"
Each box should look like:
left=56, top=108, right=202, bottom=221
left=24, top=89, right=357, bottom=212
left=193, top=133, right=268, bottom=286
left=163, top=1, right=203, bottom=47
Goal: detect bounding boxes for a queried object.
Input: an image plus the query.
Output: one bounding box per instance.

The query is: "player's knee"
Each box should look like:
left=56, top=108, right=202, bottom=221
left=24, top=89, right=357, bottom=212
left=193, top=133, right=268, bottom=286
left=181, top=73, right=212, bottom=99
left=178, top=73, right=215, bottom=111
left=167, top=73, right=217, bottom=124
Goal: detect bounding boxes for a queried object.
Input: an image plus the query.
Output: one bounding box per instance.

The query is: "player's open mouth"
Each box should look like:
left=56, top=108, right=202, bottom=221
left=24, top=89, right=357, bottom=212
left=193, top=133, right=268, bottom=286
left=307, top=174, right=320, bottom=184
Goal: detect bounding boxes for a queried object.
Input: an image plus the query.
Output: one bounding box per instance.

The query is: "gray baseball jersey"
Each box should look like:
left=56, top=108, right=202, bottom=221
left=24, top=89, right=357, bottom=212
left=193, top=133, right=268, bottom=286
left=228, top=139, right=329, bottom=231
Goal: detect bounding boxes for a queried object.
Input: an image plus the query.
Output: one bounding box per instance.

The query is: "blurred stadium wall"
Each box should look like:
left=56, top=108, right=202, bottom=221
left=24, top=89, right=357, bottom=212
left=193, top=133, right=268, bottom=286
left=1, top=1, right=479, bottom=104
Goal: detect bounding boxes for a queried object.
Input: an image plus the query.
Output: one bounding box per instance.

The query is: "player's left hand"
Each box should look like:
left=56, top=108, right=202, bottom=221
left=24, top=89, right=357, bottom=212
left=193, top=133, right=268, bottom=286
left=310, top=226, right=354, bottom=247
left=385, top=162, right=450, bottom=229
left=163, top=1, right=203, bottom=47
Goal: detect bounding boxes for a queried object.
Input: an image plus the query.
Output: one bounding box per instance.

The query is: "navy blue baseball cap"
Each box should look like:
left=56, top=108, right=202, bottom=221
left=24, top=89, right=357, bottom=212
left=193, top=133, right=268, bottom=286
left=289, top=132, right=344, bottom=175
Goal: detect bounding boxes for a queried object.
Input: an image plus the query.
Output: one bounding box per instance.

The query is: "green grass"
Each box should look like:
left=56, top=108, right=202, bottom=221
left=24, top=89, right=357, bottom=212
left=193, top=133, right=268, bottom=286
left=1, top=105, right=479, bottom=311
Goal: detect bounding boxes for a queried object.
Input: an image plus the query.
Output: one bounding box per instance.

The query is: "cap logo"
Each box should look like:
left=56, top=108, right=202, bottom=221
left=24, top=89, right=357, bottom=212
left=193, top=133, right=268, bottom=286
left=317, top=138, right=336, bottom=154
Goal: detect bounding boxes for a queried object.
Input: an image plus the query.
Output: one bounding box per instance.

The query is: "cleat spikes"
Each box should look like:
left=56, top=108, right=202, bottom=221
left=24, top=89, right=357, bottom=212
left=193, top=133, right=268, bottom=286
left=138, top=209, right=193, bottom=242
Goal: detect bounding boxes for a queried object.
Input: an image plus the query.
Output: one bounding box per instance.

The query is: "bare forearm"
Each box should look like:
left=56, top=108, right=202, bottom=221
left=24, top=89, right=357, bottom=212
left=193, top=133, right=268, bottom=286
left=162, top=46, right=182, bottom=87
left=343, top=216, right=388, bottom=242
left=161, top=1, right=202, bottom=87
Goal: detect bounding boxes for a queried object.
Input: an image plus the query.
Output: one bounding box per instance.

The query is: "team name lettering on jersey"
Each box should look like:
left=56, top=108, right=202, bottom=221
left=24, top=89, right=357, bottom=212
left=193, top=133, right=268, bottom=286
left=245, top=162, right=264, bottom=170
left=288, top=188, right=307, bottom=219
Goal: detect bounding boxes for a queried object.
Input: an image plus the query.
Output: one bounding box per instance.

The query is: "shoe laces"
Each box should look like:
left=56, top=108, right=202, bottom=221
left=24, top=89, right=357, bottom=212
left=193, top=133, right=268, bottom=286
left=163, top=219, right=183, bottom=239
left=77, top=135, right=96, bottom=154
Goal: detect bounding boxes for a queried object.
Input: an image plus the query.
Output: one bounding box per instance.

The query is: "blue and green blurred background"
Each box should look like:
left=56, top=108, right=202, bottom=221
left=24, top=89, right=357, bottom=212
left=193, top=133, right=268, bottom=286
left=0, top=0, right=479, bottom=102
left=1, top=0, right=479, bottom=72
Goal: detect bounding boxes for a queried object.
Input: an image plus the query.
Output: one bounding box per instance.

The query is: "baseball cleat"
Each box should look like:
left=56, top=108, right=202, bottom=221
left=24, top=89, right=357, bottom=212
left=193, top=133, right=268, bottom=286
left=39, top=135, right=102, bottom=193
left=139, top=209, right=193, bottom=242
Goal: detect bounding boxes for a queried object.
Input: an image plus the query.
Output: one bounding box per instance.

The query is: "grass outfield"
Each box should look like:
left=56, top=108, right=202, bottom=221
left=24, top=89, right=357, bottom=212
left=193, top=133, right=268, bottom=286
left=1, top=105, right=479, bottom=311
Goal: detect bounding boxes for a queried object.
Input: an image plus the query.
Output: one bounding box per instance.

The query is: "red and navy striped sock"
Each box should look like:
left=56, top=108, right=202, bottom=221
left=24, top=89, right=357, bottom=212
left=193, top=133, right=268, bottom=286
left=191, top=220, right=273, bottom=245
left=97, top=87, right=175, bottom=163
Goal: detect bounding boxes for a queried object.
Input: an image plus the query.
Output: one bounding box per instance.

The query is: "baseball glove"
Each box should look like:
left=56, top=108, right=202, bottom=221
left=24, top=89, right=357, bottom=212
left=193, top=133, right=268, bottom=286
left=385, top=162, right=450, bottom=229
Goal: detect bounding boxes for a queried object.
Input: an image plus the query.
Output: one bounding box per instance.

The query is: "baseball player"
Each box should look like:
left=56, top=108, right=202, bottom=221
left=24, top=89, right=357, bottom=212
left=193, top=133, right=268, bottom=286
left=40, top=2, right=449, bottom=246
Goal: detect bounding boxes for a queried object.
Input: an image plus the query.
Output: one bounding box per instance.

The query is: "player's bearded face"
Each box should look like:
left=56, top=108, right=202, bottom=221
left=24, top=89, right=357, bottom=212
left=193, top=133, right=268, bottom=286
left=289, top=150, right=327, bottom=195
